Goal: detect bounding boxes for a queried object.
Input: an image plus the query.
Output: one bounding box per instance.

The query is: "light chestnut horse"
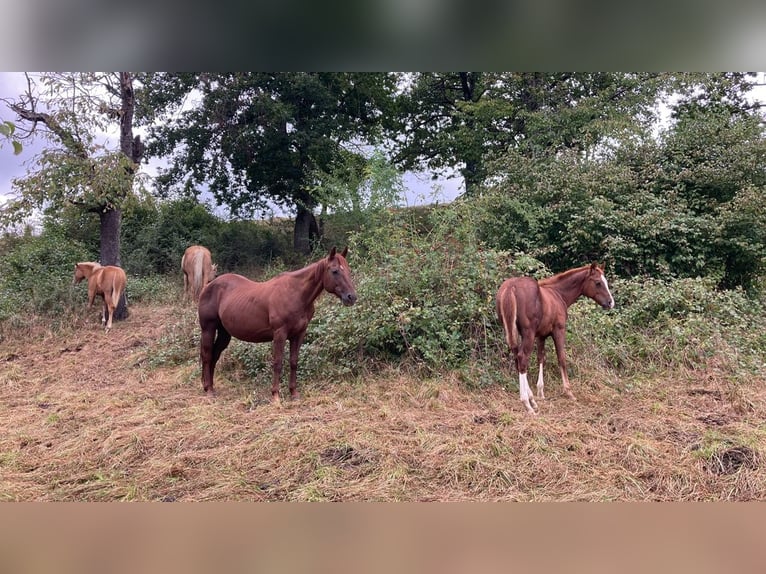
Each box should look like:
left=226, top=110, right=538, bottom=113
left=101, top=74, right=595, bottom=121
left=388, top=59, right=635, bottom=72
left=181, top=245, right=217, bottom=302
left=198, top=247, right=357, bottom=403
left=73, top=262, right=128, bottom=331
left=496, top=263, right=615, bottom=414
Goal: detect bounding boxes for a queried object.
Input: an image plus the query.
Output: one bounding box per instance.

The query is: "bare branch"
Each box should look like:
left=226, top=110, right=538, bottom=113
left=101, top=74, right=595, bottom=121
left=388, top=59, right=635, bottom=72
left=10, top=102, right=88, bottom=158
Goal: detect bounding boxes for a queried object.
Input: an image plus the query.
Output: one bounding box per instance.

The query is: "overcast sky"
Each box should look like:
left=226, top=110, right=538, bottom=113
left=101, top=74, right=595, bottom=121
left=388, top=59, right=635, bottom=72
left=0, top=72, right=461, bottom=220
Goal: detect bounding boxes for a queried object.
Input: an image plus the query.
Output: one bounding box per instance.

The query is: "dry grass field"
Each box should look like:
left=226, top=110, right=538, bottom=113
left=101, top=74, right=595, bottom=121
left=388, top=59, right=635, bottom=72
left=1, top=302, right=765, bottom=501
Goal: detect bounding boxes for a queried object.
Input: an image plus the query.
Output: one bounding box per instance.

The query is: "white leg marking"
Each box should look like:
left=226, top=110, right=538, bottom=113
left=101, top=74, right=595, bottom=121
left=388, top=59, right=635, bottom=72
left=536, top=362, right=545, bottom=399
left=519, top=373, right=537, bottom=414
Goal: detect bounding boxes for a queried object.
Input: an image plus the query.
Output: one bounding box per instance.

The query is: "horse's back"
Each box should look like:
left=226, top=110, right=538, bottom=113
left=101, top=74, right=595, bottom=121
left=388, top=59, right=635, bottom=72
left=95, top=266, right=126, bottom=289
left=198, top=273, right=260, bottom=313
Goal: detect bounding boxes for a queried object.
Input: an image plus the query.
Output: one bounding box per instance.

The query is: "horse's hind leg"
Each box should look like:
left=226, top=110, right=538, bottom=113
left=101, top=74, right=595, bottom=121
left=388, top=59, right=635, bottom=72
left=200, top=322, right=230, bottom=393
left=552, top=328, right=575, bottom=400
left=102, top=299, right=112, bottom=331
left=287, top=333, right=306, bottom=400
left=270, top=332, right=287, bottom=404
left=516, top=333, right=538, bottom=415
left=536, top=337, right=546, bottom=399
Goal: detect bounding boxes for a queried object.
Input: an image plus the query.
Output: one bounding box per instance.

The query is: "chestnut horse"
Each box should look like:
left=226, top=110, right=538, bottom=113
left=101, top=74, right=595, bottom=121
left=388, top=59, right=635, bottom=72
left=496, top=263, right=614, bottom=414
left=198, top=247, right=357, bottom=403
left=181, top=245, right=217, bottom=302
left=73, top=262, right=128, bottom=332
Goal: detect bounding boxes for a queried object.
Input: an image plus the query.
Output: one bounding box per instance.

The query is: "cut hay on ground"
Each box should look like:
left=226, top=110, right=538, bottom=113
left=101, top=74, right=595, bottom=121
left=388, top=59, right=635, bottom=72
left=1, top=304, right=765, bottom=501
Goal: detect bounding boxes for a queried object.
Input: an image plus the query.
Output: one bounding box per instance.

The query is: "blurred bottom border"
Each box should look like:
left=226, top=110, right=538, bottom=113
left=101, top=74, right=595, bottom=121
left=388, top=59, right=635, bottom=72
left=0, top=502, right=763, bottom=573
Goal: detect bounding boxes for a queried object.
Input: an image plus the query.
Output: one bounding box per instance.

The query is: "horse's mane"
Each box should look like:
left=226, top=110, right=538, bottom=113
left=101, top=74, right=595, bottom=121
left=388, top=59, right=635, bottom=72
left=275, top=258, right=326, bottom=283
left=538, top=264, right=593, bottom=286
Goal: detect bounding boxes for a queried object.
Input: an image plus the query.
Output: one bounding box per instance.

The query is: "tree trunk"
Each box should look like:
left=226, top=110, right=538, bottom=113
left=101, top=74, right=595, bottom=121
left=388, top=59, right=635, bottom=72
left=459, top=72, right=483, bottom=196
left=99, top=207, right=128, bottom=319
left=293, top=203, right=320, bottom=256
left=104, top=72, right=141, bottom=321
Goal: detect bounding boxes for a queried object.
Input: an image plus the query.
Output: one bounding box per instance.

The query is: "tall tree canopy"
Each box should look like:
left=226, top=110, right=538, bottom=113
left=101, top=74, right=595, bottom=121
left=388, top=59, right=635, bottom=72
left=139, top=72, right=397, bottom=254
left=392, top=72, right=670, bottom=195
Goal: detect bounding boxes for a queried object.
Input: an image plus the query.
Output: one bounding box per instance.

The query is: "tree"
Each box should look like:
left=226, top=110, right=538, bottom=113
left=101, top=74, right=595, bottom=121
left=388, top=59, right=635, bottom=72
left=139, top=72, right=397, bottom=255
left=2, top=72, right=144, bottom=320
left=393, top=72, right=668, bottom=195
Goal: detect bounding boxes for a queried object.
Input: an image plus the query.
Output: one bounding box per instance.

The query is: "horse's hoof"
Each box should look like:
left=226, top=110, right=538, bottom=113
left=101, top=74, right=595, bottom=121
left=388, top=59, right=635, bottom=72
left=271, top=394, right=282, bottom=406
left=290, top=392, right=301, bottom=401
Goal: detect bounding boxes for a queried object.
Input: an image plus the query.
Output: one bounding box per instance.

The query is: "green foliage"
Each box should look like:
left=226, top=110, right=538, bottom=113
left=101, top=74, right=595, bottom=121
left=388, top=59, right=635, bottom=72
left=295, top=204, right=545, bottom=382
left=2, top=73, right=140, bottom=228
left=394, top=72, right=667, bottom=193
left=118, top=196, right=294, bottom=276
left=140, top=73, right=398, bottom=218
left=212, top=219, right=293, bottom=274
left=0, top=120, right=22, bottom=155
left=568, top=276, right=766, bottom=382
left=484, top=115, right=766, bottom=291
left=127, top=275, right=180, bottom=305
left=120, top=196, right=222, bottom=275
left=0, top=231, right=93, bottom=327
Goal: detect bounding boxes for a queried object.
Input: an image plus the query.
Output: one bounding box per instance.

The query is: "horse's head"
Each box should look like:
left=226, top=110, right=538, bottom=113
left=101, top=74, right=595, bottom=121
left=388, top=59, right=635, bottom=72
left=324, top=247, right=357, bottom=306
left=72, top=263, right=90, bottom=285
left=583, top=263, right=615, bottom=310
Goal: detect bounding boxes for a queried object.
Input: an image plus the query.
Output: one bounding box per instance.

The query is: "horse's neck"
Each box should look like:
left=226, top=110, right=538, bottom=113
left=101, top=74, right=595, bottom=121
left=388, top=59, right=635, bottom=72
left=289, top=260, right=326, bottom=306
left=541, top=269, right=587, bottom=307
left=82, top=263, right=101, bottom=278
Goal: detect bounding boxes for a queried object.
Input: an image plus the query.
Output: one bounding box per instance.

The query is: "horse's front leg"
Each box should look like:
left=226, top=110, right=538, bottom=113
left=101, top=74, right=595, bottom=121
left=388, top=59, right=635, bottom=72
left=271, top=333, right=287, bottom=404
left=552, top=328, right=575, bottom=400
left=288, top=332, right=307, bottom=400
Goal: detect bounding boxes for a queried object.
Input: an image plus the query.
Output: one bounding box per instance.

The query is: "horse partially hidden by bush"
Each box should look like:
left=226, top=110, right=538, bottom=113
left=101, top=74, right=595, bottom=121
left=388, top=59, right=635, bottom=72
left=181, top=245, right=217, bottom=302
left=72, top=262, right=128, bottom=332
left=198, top=247, right=357, bottom=403
left=496, top=263, right=615, bottom=415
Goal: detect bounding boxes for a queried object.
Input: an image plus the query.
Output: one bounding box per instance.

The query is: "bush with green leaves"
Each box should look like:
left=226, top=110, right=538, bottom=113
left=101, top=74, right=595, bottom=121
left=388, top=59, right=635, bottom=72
left=292, top=205, right=548, bottom=382
left=567, top=276, right=766, bottom=383
left=0, top=230, right=93, bottom=327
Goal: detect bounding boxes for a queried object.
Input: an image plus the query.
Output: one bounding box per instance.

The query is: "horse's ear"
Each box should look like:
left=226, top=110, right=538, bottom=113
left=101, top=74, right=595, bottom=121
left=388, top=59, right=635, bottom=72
left=341, top=246, right=348, bottom=258
left=328, top=247, right=337, bottom=260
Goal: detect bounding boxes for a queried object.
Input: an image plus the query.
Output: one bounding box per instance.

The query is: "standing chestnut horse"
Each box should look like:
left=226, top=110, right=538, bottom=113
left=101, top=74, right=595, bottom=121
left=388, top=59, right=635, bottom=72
left=182, top=245, right=217, bottom=302
left=496, top=263, right=614, bottom=414
left=198, top=247, right=357, bottom=403
left=73, top=262, right=128, bottom=332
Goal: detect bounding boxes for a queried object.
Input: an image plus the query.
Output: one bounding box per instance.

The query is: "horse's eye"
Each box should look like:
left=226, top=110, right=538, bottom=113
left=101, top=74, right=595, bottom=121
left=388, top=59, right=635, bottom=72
left=595, top=281, right=602, bottom=287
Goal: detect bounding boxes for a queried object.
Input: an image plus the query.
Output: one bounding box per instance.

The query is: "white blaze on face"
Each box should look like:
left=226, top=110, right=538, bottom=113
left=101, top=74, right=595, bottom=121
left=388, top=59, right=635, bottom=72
left=600, top=271, right=615, bottom=309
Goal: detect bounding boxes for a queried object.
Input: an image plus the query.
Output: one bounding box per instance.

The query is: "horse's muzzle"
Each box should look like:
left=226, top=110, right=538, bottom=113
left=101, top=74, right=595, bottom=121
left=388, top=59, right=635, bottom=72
left=342, top=292, right=358, bottom=306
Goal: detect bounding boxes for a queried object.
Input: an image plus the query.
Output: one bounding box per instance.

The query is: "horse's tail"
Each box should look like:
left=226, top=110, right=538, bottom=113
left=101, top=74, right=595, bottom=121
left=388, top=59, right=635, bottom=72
left=109, top=268, right=126, bottom=309
left=192, top=250, right=204, bottom=301
left=497, top=284, right=519, bottom=350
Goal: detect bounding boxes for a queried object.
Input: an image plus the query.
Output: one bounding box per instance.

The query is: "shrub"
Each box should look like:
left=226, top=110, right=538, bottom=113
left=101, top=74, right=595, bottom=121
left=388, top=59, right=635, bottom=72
left=0, top=231, right=93, bottom=325
left=568, top=276, right=766, bottom=383
left=295, top=204, right=548, bottom=382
